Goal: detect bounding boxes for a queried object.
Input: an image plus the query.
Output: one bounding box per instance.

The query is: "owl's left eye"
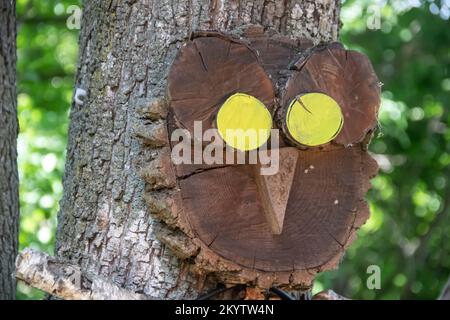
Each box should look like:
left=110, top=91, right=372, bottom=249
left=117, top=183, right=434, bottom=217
left=216, top=93, right=272, bottom=151
left=285, top=92, right=344, bottom=147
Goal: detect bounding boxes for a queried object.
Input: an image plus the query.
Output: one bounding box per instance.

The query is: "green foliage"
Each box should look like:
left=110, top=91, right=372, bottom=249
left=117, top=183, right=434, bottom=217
left=314, top=0, right=450, bottom=299
left=16, top=0, right=449, bottom=299
left=16, top=0, right=80, bottom=299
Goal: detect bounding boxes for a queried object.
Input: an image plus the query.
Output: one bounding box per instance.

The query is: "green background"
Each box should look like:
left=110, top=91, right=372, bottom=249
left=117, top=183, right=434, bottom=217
left=15, top=0, right=450, bottom=299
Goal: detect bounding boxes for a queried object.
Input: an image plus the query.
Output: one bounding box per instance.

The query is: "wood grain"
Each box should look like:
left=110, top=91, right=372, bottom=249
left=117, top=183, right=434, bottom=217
left=243, top=26, right=312, bottom=90
left=281, top=43, right=381, bottom=146
left=179, top=146, right=376, bottom=272
left=167, top=33, right=275, bottom=138
left=162, top=33, right=379, bottom=288
left=254, top=148, right=298, bottom=235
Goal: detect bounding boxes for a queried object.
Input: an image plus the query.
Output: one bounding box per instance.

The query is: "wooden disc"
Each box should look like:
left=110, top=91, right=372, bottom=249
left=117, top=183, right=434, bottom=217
left=216, top=93, right=272, bottom=151
left=167, top=34, right=275, bottom=137
left=179, top=146, right=375, bottom=272
left=285, top=93, right=344, bottom=146
left=282, top=43, right=381, bottom=146
left=159, top=32, right=380, bottom=288
left=242, top=25, right=313, bottom=89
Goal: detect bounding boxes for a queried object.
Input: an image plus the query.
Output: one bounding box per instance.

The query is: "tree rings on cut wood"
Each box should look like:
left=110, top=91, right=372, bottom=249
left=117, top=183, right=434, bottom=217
left=281, top=42, right=381, bottom=146
left=148, top=30, right=381, bottom=289
left=285, top=93, right=344, bottom=147
left=216, top=93, right=272, bottom=151
left=178, top=146, right=376, bottom=273
left=167, top=33, right=275, bottom=138
left=240, top=25, right=313, bottom=90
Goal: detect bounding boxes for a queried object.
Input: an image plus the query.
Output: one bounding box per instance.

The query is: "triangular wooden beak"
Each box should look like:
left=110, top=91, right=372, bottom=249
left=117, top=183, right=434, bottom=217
left=254, top=147, right=298, bottom=235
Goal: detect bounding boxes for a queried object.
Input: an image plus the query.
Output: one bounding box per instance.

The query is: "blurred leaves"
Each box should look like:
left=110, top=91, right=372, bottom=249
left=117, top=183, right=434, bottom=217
left=16, top=0, right=80, bottom=299
left=315, top=0, right=450, bottom=300
left=16, top=0, right=449, bottom=299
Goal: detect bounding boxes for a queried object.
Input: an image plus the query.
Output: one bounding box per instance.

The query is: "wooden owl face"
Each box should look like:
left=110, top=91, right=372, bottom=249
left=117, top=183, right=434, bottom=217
left=147, top=28, right=380, bottom=289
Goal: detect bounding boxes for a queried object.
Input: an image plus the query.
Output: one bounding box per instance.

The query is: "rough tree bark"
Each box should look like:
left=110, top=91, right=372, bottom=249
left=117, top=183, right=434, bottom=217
left=0, top=0, right=19, bottom=300
left=54, top=0, right=341, bottom=299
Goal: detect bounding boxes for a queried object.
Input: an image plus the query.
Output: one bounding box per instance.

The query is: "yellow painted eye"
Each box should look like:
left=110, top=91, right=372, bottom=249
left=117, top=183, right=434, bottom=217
left=286, top=93, right=343, bottom=146
left=216, top=93, right=272, bottom=151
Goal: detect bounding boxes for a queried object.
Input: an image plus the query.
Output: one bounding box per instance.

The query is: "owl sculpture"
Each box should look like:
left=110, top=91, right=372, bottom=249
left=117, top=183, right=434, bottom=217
left=142, top=26, right=380, bottom=291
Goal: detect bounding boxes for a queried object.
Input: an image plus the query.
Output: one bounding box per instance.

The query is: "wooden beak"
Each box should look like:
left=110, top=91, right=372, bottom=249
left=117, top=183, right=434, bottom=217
left=254, top=147, right=298, bottom=235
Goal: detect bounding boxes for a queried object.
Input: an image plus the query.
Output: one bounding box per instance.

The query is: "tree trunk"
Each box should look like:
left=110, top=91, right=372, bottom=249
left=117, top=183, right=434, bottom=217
left=0, top=0, right=18, bottom=300
left=56, top=0, right=341, bottom=299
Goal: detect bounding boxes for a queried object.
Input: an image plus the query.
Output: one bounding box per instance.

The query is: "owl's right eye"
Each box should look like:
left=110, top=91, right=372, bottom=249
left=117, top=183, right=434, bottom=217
left=285, top=92, right=344, bottom=147
left=216, top=93, right=273, bottom=152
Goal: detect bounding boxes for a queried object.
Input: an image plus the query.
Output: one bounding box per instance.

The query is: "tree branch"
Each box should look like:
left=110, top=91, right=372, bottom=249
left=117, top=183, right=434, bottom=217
left=439, top=276, right=450, bottom=300
left=312, top=289, right=349, bottom=300
left=15, top=248, right=151, bottom=300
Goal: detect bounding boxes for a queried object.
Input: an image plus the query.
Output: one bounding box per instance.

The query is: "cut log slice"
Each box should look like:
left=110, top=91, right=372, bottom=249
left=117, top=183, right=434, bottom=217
left=158, top=33, right=380, bottom=288
left=167, top=34, right=275, bottom=138
left=242, top=26, right=313, bottom=90
left=281, top=43, right=381, bottom=146
left=178, top=146, right=376, bottom=274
